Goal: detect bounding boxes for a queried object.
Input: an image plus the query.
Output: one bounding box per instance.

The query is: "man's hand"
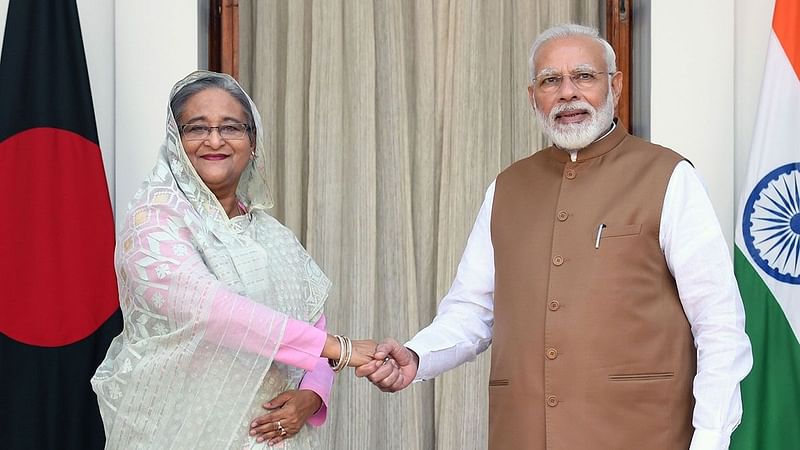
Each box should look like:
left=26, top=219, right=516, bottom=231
left=354, top=338, right=418, bottom=392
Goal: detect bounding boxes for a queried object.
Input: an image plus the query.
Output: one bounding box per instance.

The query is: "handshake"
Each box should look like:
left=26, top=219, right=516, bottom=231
left=323, top=336, right=419, bottom=392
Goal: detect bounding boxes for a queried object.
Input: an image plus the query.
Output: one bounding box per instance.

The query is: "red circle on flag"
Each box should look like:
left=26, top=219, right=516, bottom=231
left=0, top=128, right=119, bottom=347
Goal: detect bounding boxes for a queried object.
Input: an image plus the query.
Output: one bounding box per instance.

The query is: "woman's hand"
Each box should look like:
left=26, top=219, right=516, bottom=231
left=249, top=389, right=322, bottom=446
left=348, top=339, right=378, bottom=367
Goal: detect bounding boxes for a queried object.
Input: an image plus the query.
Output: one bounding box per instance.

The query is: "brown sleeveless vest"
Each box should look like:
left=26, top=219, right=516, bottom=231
left=488, top=125, right=695, bottom=450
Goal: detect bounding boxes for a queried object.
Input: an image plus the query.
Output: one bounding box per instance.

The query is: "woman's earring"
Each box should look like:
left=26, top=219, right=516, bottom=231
left=250, top=150, right=256, bottom=160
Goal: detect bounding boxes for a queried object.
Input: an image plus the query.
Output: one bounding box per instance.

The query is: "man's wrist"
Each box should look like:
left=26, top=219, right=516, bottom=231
left=406, top=346, right=420, bottom=367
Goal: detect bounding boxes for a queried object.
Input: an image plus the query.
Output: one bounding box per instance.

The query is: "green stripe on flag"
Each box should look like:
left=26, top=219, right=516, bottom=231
left=730, top=246, right=800, bottom=450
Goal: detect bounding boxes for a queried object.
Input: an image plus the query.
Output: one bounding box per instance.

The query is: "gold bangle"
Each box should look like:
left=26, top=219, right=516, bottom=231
left=341, top=335, right=353, bottom=369
left=333, top=335, right=345, bottom=372
left=330, top=335, right=348, bottom=373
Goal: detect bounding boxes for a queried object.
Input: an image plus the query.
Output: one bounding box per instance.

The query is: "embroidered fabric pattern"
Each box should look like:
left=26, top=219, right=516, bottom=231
left=91, top=71, right=330, bottom=449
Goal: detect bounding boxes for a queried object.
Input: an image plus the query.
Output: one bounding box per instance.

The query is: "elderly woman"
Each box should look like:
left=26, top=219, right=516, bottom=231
left=92, top=71, right=375, bottom=449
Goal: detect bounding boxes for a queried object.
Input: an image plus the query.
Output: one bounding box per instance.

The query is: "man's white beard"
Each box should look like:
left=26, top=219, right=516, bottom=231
left=534, top=89, right=615, bottom=151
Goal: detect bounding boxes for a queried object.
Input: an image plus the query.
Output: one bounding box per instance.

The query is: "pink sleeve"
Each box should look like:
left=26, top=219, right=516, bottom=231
left=298, top=315, right=335, bottom=426
left=208, top=294, right=327, bottom=371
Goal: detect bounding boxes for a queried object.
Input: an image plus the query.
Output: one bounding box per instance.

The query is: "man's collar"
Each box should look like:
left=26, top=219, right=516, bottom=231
left=547, top=119, right=627, bottom=163
left=594, top=120, right=617, bottom=143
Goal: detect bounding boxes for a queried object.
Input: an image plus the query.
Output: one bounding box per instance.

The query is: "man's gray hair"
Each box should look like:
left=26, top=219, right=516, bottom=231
left=528, top=24, right=617, bottom=82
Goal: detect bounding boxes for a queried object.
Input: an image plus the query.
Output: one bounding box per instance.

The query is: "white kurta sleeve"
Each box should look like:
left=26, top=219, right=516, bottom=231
left=660, top=161, right=753, bottom=450
left=406, top=182, right=497, bottom=380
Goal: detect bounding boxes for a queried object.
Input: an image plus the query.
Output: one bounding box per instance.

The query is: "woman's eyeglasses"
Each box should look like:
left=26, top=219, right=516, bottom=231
left=180, top=123, right=250, bottom=141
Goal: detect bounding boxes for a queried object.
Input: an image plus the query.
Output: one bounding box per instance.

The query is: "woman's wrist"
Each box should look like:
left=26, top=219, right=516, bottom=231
left=321, top=334, right=340, bottom=360
left=323, top=334, right=352, bottom=372
left=298, top=389, right=323, bottom=415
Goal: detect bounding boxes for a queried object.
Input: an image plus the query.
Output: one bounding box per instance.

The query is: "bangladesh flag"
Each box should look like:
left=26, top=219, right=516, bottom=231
left=731, top=0, right=800, bottom=448
left=0, top=0, right=121, bottom=448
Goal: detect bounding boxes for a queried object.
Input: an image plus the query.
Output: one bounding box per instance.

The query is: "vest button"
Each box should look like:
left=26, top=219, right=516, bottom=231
left=557, top=210, right=568, bottom=221
left=565, top=169, right=576, bottom=179
left=548, top=300, right=560, bottom=311
left=552, top=255, right=564, bottom=266
left=546, top=395, right=559, bottom=407
left=545, top=347, right=558, bottom=360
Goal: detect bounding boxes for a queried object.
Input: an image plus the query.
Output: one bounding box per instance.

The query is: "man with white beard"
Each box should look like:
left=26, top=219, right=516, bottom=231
left=358, top=24, right=752, bottom=450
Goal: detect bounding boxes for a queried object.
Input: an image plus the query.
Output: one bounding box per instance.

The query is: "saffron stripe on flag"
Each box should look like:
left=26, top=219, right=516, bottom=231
left=773, top=0, right=799, bottom=76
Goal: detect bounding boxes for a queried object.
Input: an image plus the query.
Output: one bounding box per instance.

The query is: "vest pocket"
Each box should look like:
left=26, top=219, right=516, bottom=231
left=600, top=223, right=642, bottom=238
left=608, top=372, right=674, bottom=381
left=488, top=378, right=510, bottom=386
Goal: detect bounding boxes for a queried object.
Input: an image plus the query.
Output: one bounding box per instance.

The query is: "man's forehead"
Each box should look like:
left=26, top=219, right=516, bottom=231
left=534, top=36, right=606, bottom=72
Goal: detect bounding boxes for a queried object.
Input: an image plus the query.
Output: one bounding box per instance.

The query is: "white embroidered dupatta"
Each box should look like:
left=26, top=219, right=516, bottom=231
left=92, top=71, right=330, bottom=449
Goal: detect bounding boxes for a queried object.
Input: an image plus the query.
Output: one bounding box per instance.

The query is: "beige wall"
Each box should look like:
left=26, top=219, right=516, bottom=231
left=649, top=1, right=736, bottom=244
left=113, top=0, right=200, bottom=226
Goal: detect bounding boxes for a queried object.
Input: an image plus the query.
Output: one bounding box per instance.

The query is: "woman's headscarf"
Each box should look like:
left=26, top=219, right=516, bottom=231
left=92, top=71, right=329, bottom=449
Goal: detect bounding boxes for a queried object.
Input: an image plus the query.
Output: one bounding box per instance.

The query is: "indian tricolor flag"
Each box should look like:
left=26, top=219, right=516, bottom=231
left=731, top=0, right=800, bottom=448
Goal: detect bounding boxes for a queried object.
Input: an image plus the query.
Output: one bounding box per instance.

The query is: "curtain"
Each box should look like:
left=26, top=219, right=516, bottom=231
left=239, top=2, right=599, bottom=448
